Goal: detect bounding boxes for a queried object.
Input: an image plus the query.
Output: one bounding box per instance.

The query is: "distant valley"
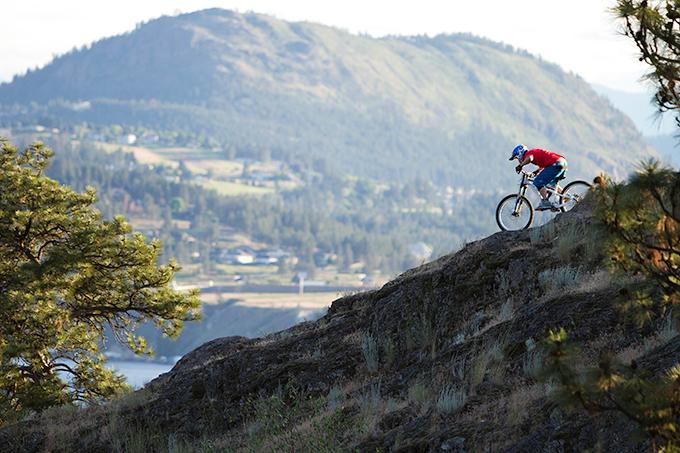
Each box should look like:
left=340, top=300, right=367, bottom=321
left=0, top=8, right=660, bottom=358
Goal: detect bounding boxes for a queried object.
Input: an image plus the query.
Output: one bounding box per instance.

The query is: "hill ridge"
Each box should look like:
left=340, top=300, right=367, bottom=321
left=0, top=203, right=661, bottom=451
left=0, top=8, right=654, bottom=188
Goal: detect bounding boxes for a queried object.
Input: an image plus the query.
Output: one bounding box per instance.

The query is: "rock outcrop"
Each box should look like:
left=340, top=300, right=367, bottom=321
left=0, top=205, right=662, bottom=452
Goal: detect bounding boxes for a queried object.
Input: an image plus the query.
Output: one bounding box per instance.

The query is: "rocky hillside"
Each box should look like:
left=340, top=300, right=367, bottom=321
left=3, top=201, right=674, bottom=452
left=0, top=9, right=654, bottom=187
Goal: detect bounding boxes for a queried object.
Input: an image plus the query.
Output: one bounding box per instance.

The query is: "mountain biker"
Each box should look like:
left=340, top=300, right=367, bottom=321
left=509, top=144, right=567, bottom=211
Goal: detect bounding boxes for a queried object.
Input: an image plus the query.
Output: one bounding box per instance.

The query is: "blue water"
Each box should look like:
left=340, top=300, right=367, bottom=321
left=107, top=360, right=174, bottom=388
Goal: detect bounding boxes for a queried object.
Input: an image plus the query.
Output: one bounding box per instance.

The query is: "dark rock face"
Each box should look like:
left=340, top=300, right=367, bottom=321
left=0, top=205, right=655, bottom=451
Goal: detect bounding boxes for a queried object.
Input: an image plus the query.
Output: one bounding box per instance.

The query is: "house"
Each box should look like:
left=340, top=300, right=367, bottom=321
left=217, top=248, right=255, bottom=265
left=248, top=171, right=275, bottom=182
left=253, top=248, right=290, bottom=265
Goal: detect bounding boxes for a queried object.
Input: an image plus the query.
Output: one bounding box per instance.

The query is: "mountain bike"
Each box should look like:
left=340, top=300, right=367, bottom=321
left=495, top=170, right=591, bottom=231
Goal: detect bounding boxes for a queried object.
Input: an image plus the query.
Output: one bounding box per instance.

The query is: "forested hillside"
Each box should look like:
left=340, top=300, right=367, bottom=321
left=44, top=143, right=497, bottom=275
left=0, top=8, right=654, bottom=189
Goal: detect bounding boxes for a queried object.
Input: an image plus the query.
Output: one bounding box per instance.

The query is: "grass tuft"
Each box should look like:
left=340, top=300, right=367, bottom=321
left=436, top=386, right=467, bottom=414
left=327, top=385, right=345, bottom=411
left=522, top=338, right=544, bottom=379
left=538, top=266, right=584, bottom=293
left=361, top=334, right=380, bottom=373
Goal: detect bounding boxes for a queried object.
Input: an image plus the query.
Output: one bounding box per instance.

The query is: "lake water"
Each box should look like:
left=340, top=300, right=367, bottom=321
left=107, top=360, right=174, bottom=388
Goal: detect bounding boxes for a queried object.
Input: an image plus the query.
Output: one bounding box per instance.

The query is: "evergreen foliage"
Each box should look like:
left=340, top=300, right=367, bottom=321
left=597, top=162, right=680, bottom=323
left=0, top=139, right=200, bottom=424
left=538, top=6, right=680, bottom=450
left=616, top=0, right=680, bottom=126
left=541, top=164, right=680, bottom=450
left=543, top=328, right=680, bottom=451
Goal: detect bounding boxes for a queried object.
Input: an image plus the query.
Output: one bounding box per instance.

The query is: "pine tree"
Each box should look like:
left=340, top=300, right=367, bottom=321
left=0, top=140, right=200, bottom=424
left=616, top=0, right=680, bottom=125
left=537, top=3, right=680, bottom=449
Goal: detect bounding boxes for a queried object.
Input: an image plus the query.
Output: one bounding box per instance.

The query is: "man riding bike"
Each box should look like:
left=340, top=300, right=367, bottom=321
left=509, top=144, right=567, bottom=211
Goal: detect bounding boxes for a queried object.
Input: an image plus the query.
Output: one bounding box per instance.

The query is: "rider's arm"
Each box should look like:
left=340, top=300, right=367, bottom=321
left=515, top=155, right=533, bottom=173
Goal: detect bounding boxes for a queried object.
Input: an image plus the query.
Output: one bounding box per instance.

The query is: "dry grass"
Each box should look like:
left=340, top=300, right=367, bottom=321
left=36, top=388, right=156, bottom=452
left=95, top=142, right=177, bottom=166
left=184, top=159, right=243, bottom=177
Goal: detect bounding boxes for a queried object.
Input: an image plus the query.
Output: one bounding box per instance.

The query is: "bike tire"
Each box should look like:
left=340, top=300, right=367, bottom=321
left=559, top=180, right=592, bottom=212
left=496, top=194, right=534, bottom=231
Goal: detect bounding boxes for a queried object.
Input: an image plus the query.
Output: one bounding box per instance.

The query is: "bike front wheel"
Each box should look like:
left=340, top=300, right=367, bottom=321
left=559, top=180, right=592, bottom=212
left=496, top=194, right=534, bottom=231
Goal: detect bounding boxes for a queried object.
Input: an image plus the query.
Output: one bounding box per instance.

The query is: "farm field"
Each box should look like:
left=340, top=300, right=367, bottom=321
left=200, top=291, right=342, bottom=310
left=94, top=142, right=178, bottom=166
left=93, top=141, right=297, bottom=196
left=197, top=179, right=273, bottom=196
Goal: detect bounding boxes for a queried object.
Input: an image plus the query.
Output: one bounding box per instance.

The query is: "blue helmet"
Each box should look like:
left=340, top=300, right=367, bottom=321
left=509, top=144, right=528, bottom=161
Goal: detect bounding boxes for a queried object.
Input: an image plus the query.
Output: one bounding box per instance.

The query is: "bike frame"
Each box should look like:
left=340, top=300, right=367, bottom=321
left=512, top=170, right=567, bottom=214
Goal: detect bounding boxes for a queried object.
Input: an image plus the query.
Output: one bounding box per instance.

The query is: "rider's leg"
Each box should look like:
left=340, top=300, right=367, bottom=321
left=535, top=163, right=565, bottom=201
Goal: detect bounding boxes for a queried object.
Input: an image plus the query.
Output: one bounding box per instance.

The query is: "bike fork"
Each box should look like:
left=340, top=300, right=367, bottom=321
left=513, top=185, right=527, bottom=215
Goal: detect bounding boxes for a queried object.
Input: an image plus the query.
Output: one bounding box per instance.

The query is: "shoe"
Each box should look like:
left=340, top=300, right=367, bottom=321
left=536, top=199, right=555, bottom=211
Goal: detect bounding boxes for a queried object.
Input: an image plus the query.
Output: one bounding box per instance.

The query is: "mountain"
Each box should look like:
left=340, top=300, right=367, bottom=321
left=647, top=133, right=680, bottom=166
left=0, top=9, right=654, bottom=188
left=1, top=203, right=669, bottom=451
left=592, top=84, right=679, bottom=167
left=591, top=83, right=675, bottom=136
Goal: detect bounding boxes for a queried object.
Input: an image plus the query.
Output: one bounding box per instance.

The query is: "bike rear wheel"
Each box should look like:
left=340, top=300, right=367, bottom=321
left=559, top=180, right=592, bottom=212
left=496, top=194, right=534, bottom=231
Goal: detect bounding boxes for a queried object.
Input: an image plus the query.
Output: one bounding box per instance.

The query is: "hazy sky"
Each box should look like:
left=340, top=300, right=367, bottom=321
left=1, top=0, right=649, bottom=93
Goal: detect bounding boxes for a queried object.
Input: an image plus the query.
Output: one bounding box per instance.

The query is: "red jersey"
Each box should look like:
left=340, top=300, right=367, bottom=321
left=524, top=149, right=563, bottom=168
